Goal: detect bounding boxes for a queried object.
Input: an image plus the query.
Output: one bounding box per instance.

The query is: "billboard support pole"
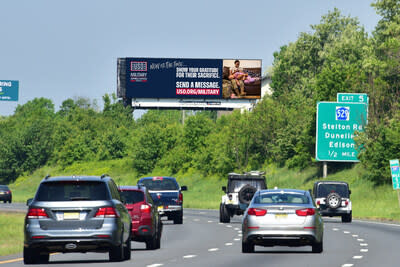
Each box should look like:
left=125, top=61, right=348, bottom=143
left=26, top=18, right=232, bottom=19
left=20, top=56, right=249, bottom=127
left=182, top=110, right=185, bottom=125
left=323, top=162, right=327, bottom=178
left=397, top=190, right=400, bottom=209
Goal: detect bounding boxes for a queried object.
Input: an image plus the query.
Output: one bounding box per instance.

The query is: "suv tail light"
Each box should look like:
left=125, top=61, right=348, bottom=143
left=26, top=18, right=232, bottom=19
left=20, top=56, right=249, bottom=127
left=177, top=193, right=183, bottom=204
left=26, top=208, right=49, bottom=219
left=296, top=208, right=315, bottom=216
left=316, top=200, right=321, bottom=205
left=95, top=207, right=119, bottom=218
left=140, top=204, right=151, bottom=213
left=247, top=208, right=267, bottom=216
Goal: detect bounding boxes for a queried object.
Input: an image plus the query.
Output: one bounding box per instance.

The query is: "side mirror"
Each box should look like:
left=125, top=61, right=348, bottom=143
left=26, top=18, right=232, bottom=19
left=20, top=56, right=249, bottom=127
left=222, top=186, right=227, bottom=193
left=26, top=198, right=33, bottom=206
left=349, top=190, right=352, bottom=195
left=181, top=186, right=188, bottom=191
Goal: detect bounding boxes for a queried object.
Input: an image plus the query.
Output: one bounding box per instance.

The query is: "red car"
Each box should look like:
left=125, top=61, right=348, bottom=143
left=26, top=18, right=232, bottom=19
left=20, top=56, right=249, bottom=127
left=118, top=185, right=162, bottom=250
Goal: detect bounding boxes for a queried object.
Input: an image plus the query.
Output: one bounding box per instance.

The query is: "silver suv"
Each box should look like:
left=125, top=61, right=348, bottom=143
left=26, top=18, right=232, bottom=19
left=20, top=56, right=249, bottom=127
left=24, top=175, right=132, bottom=264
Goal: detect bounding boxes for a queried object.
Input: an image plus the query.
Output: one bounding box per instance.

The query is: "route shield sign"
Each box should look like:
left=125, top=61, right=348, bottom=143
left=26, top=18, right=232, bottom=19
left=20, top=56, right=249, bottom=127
left=390, top=159, right=400, bottom=190
left=0, top=80, right=19, bottom=101
left=316, top=102, right=368, bottom=162
left=337, top=93, right=368, bottom=105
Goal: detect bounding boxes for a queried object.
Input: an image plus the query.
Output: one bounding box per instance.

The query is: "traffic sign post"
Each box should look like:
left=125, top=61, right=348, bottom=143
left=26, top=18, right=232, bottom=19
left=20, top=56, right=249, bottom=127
left=316, top=102, right=368, bottom=162
left=389, top=159, right=400, bottom=208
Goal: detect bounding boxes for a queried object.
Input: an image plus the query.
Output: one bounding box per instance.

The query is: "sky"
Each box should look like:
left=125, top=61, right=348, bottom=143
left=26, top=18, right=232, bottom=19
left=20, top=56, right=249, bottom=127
left=0, top=0, right=381, bottom=116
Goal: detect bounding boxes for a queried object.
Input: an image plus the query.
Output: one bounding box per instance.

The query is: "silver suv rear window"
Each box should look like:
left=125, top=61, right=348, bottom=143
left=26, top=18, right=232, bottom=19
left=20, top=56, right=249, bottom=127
left=35, top=181, right=108, bottom=201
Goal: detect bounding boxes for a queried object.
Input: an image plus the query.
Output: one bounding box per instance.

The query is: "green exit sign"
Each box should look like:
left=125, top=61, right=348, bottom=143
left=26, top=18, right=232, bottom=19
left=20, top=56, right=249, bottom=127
left=390, top=159, right=400, bottom=190
left=337, top=93, right=368, bottom=105
left=316, top=102, right=368, bottom=162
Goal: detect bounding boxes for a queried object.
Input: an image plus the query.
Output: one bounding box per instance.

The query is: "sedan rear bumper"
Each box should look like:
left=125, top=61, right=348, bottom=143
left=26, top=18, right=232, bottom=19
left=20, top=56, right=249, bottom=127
left=247, top=234, right=318, bottom=246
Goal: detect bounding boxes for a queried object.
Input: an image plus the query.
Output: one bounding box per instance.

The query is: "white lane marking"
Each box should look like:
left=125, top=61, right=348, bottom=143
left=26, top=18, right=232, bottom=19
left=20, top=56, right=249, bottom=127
left=360, top=249, right=369, bottom=252
left=147, top=264, right=164, bottom=267
left=183, top=255, right=197, bottom=259
left=234, top=228, right=240, bottom=230
left=238, top=234, right=242, bottom=237
left=225, top=243, right=233, bottom=246
left=193, top=219, right=200, bottom=222
left=342, top=264, right=354, bottom=267
left=226, top=225, right=232, bottom=228
left=344, top=231, right=350, bottom=234
left=218, top=223, right=223, bottom=225
left=354, top=219, right=400, bottom=228
left=333, top=228, right=340, bottom=231
left=208, top=248, right=219, bottom=252
left=357, top=239, right=364, bottom=242
left=360, top=243, right=368, bottom=246
left=234, top=238, right=241, bottom=241
left=238, top=230, right=242, bottom=233
left=208, top=220, right=213, bottom=223
left=352, top=234, right=359, bottom=237
left=353, top=256, right=363, bottom=259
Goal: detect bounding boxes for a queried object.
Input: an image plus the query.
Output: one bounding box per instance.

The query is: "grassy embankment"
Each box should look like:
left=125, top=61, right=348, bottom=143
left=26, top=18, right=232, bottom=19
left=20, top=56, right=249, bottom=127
left=2, top=159, right=400, bottom=256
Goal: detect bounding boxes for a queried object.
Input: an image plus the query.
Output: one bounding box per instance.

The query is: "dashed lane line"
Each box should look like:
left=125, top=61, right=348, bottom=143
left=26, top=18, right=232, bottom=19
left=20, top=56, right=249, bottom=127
left=353, top=256, right=363, bottom=259
left=357, top=239, right=364, bottom=242
left=225, top=243, right=233, bottom=246
left=360, top=249, right=368, bottom=252
left=208, top=248, right=219, bottom=252
left=342, top=264, right=354, bottom=267
left=183, top=255, right=197, bottom=259
left=147, top=264, right=164, bottom=267
left=360, top=243, right=368, bottom=247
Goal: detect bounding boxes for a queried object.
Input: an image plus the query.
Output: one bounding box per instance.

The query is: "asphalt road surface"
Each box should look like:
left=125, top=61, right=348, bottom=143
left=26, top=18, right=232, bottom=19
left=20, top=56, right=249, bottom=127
left=1, top=207, right=399, bottom=267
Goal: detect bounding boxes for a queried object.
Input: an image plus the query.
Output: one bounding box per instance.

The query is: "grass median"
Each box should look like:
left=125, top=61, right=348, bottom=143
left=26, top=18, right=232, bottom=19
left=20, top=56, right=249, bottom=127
left=0, top=212, right=25, bottom=256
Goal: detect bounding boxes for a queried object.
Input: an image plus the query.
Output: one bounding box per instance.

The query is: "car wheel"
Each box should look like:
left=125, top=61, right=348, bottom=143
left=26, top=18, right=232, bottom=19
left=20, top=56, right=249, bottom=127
left=39, top=252, right=49, bottom=263
left=238, top=185, right=257, bottom=204
left=342, top=212, right=352, bottom=223
left=326, top=192, right=341, bottom=209
left=312, top=240, right=323, bottom=253
left=173, top=211, right=183, bottom=224
left=242, top=240, right=254, bottom=253
left=220, top=204, right=230, bottom=223
left=146, top=236, right=157, bottom=250
left=23, top=247, right=39, bottom=264
left=109, top=237, right=125, bottom=262
left=123, top=233, right=131, bottom=260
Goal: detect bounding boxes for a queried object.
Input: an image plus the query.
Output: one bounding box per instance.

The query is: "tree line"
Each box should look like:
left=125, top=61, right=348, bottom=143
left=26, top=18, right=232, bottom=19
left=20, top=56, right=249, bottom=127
left=0, top=0, right=399, bottom=185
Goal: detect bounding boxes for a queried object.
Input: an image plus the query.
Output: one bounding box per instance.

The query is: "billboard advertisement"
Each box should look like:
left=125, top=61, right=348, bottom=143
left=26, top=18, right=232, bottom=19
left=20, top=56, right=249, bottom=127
left=118, top=58, right=262, bottom=102
left=0, top=80, right=19, bottom=101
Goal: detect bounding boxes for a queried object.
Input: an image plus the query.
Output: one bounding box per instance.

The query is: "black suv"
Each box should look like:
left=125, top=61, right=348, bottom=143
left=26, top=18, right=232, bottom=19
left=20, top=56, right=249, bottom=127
left=312, top=180, right=352, bottom=223
left=220, top=171, right=267, bottom=223
left=24, top=175, right=132, bottom=264
left=137, top=177, right=187, bottom=224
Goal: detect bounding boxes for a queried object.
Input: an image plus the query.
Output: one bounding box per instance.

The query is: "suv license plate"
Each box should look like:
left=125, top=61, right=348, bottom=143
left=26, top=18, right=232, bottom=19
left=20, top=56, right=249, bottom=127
left=64, top=212, right=80, bottom=220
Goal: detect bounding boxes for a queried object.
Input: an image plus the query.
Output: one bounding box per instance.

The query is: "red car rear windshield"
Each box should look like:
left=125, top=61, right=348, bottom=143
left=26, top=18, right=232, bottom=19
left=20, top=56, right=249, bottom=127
left=119, top=190, right=144, bottom=204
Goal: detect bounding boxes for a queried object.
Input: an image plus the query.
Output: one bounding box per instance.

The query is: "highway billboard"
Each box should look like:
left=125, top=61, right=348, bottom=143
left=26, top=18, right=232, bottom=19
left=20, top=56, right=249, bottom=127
left=117, top=58, right=262, bottom=110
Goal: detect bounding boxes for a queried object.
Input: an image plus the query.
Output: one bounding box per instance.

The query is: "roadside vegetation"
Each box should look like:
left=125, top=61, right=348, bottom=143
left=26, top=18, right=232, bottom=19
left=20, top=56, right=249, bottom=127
left=1, top=0, right=400, bottom=255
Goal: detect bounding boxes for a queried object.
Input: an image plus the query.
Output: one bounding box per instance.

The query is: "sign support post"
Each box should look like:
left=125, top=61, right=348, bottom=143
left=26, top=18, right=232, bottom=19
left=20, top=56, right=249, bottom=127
left=323, top=162, right=327, bottom=178
left=390, top=159, right=400, bottom=208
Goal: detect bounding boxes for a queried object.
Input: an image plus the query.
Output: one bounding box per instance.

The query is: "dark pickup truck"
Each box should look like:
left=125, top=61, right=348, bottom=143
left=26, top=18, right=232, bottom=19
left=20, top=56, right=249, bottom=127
left=137, top=177, right=187, bottom=224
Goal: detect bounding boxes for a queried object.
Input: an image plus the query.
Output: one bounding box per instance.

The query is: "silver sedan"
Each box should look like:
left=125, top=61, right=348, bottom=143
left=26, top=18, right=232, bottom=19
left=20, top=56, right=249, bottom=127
left=242, top=189, right=323, bottom=253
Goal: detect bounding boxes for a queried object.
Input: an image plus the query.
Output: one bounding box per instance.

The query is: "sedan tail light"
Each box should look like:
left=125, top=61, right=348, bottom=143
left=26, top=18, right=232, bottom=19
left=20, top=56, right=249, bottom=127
left=95, top=207, right=119, bottom=218
left=26, top=208, right=49, bottom=219
left=296, top=208, right=315, bottom=216
left=140, top=204, right=151, bottom=213
left=247, top=208, right=267, bottom=216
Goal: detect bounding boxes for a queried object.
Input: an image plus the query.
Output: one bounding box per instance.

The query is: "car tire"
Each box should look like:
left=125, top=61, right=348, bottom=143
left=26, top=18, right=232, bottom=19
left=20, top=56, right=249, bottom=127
left=326, top=192, right=341, bottom=209
left=109, top=237, right=125, bottom=262
left=124, top=233, right=131, bottom=260
left=312, top=240, right=323, bottom=253
left=238, top=185, right=257, bottom=204
left=242, top=240, right=254, bottom=253
left=342, top=212, right=352, bottom=223
left=23, top=247, right=39, bottom=264
left=146, top=236, right=157, bottom=250
left=220, top=204, right=230, bottom=223
left=39, top=252, right=49, bottom=263
left=173, top=211, right=183, bottom=224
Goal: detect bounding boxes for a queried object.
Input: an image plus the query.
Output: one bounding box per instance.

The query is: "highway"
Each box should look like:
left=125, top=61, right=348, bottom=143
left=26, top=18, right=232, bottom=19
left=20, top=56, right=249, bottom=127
left=0, top=207, right=399, bottom=266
